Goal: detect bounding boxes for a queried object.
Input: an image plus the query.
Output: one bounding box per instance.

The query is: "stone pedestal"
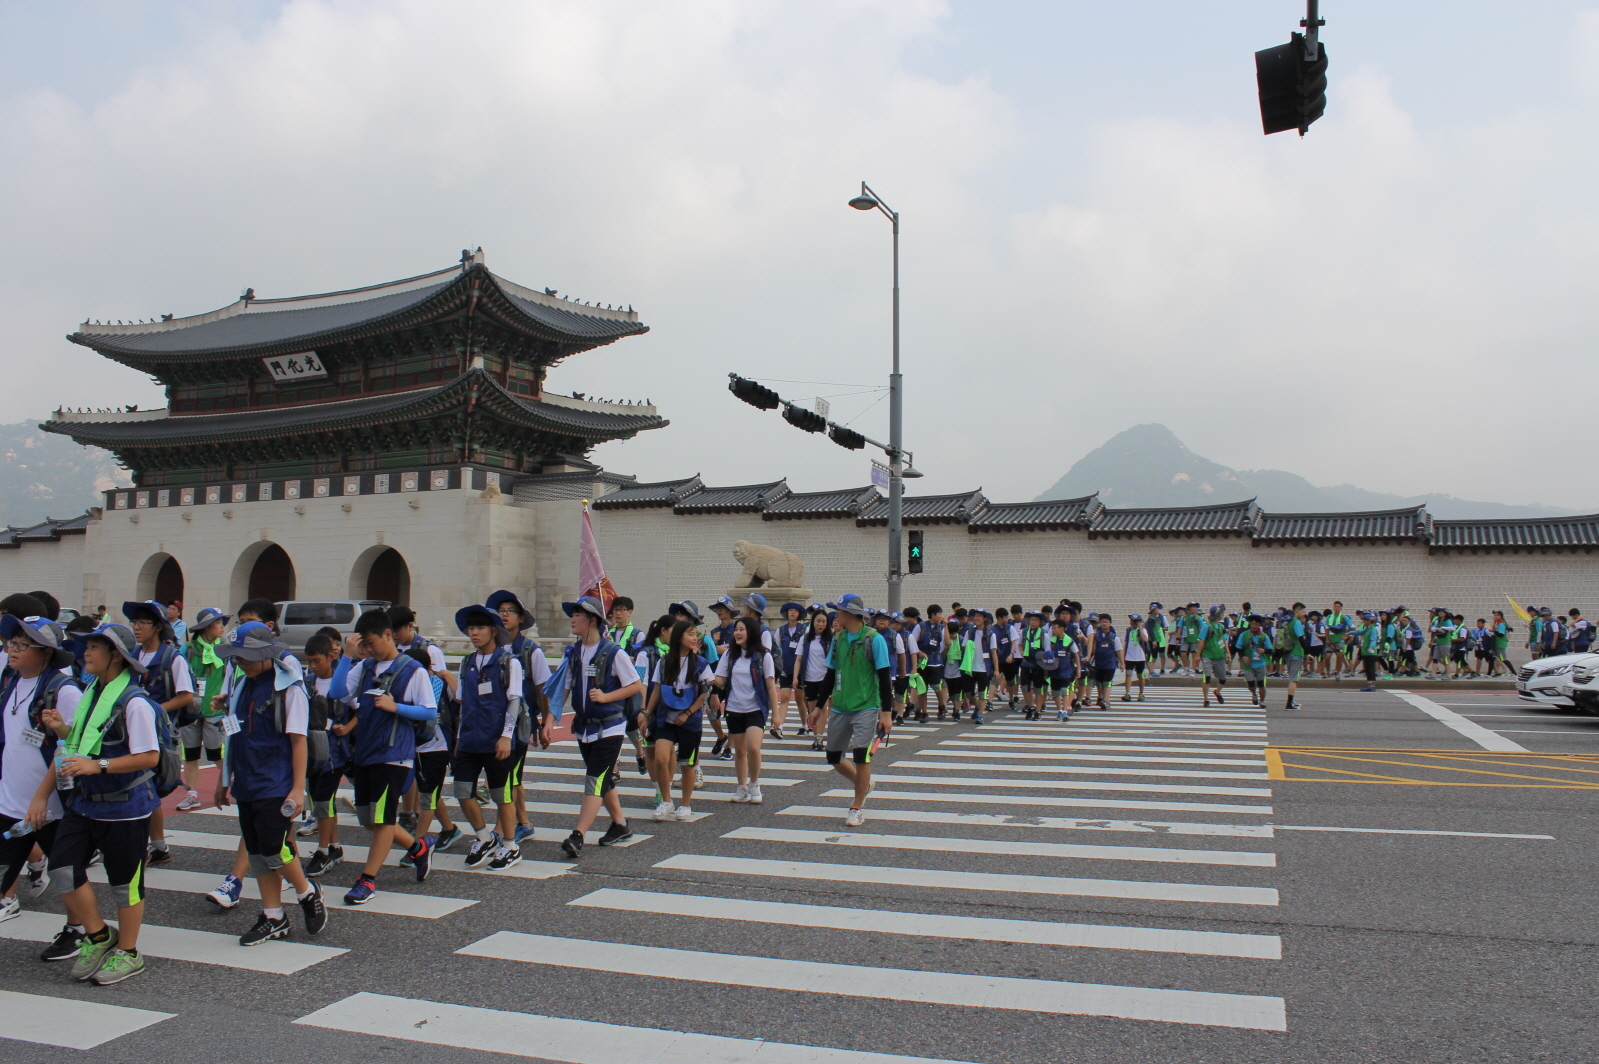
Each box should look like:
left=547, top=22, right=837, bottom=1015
left=727, top=588, right=815, bottom=621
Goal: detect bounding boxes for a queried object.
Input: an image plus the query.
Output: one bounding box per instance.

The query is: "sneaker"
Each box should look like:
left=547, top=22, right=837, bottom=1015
left=39, top=924, right=86, bottom=962
left=972, top=713, right=983, bottom=726
left=513, top=823, right=536, bottom=845
left=1137, top=693, right=1146, bottom=702
left=343, top=876, right=378, bottom=906
left=710, top=737, right=727, bottom=759
left=299, top=883, right=327, bottom=934
left=90, top=947, right=144, bottom=985
left=71, top=928, right=118, bottom=981
left=716, top=746, right=734, bottom=761
left=769, top=727, right=785, bottom=741
left=409, top=834, right=435, bottom=882
left=1120, top=693, right=1132, bottom=702
left=1359, top=683, right=1377, bottom=692
left=205, top=874, right=244, bottom=910
left=652, top=800, right=674, bottom=821
left=598, top=821, right=634, bottom=846
left=747, top=783, right=763, bottom=804
left=844, top=807, right=866, bottom=827
left=397, top=811, right=419, bottom=834
left=175, top=792, right=203, bottom=811
left=1215, top=692, right=1225, bottom=705
left=240, top=912, right=291, bottom=946
left=488, top=845, right=523, bottom=871
left=560, top=830, right=584, bottom=858
left=732, top=784, right=751, bottom=803
left=810, top=738, right=824, bottom=751
left=398, top=852, right=414, bottom=869
left=0, top=894, right=20, bottom=923
left=636, top=756, right=647, bottom=775
left=675, top=806, right=694, bottom=821
left=464, top=835, right=498, bottom=867
left=434, top=825, right=463, bottom=852
left=305, top=846, right=342, bottom=878
left=296, top=815, right=319, bottom=837
left=146, top=844, right=172, bottom=866
left=24, top=861, right=48, bottom=900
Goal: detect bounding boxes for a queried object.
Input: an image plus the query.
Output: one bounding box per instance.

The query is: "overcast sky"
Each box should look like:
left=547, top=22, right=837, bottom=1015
left=3, top=1, right=1597, bottom=509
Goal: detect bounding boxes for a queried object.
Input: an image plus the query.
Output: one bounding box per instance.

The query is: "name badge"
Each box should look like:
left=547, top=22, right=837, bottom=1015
left=583, top=663, right=598, bottom=679
left=18, top=726, right=44, bottom=748
left=221, top=714, right=241, bottom=737
left=789, top=641, right=800, bottom=650
left=478, top=681, right=494, bottom=695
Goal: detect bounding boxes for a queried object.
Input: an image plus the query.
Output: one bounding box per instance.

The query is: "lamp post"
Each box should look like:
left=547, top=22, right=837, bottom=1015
left=848, top=181, right=905, bottom=613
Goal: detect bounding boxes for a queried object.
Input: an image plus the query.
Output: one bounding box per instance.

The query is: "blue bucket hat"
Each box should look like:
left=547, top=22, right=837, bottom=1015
left=121, top=599, right=172, bottom=640
left=485, top=589, right=532, bottom=621
left=563, top=596, right=607, bottom=622
left=743, top=593, right=767, bottom=613
left=215, top=620, right=289, bottom=662
left=834, top=593, right=871, bottom=619
left=192, top=607, right=231, bottom=631
left=85, top=622, right=147, bottom=674
left=455, top=604, right=505, bottom=634
left=0, top=614, right=75, bottom=671
left=711, top=597, right=736, bottom=615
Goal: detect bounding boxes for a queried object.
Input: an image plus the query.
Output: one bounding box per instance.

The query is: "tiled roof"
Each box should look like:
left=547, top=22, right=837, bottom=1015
left=1254, top=507, right=1431, bottom=543
left=1430, top=514, right=1599, bottom=552
left=675, top=480, right=790, bottom=514
left=511, top=471, right=637, bottom=504
left=0, top=513, right=94, bottom=550
left=857, top=490, right=988, bottom=527
left=1088, top=499, right=1261, bottom=539
left=764, top=486, right=881, bottom=521
left=969, top=494, right=1103, bottom=533
left=592, top=476, right=704, bottom=510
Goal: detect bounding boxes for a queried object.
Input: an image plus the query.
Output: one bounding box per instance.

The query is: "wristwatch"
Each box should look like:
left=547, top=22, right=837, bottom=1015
left=98, top=759, right=109, bottom=773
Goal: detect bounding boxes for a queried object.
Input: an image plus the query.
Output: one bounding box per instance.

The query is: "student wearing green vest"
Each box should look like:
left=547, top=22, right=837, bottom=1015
left=176, top=607, right=230, bottom=811
left=1234, top=616, right=1272, bottom=705
left=819, top=594, right=892, bottom=827
left=1198, top=606, right=1230, bottom=707
left=1325, top=602, right=1351, bottom=678
left=1357, top=611, right=1385, bottom=691
left=1281, top=603, right=1309, bottom=710
left=1146, top=603, right=1170, bottom=676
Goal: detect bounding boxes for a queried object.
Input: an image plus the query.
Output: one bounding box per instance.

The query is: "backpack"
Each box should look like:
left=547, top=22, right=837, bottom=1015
left=358, top=657, right=438, bottom=746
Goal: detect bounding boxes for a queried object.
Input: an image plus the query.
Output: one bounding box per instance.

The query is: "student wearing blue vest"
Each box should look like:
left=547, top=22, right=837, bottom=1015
left=487, top=590, right=553, bottom=844
left=338, top=608, right=438, bottom=905
left=913, top=605, right=947, bottom=723
left=1017, top=611, right=1049, bottom=719
left=966, top=608, right=992, bottom=722
left=122, top=600, right=194, bottom=868
left=1048, top=617, right=1080, bottom=721
left=44, top=623, right=164, bottom=985
left=714, top=616, right=779, bottom=805
left=771, top=602, right=807, bottom=740
left=796, top=608, right=834, bottom=747
left=450, top=604, right=527, bottom=871
left=645, top=619, right=712, bottom=820
left=705, top=599, right=737, bottom=760
left=300, top=632, right=356, bottom=878
left=558, top=596, right=642, bottom=859
left=0, top=616, right=82, bottom=926
left=1084, top=612, right=1122, bottom=711
left=213, top=622, right=328, bottom=945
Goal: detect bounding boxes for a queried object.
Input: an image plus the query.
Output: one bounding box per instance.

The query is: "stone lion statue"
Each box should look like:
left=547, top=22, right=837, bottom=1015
left=732, top=540, right=805, bottom=589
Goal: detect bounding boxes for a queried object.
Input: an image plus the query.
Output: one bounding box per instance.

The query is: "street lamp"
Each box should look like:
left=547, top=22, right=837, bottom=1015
left=848, top=180, right=905, bottom=612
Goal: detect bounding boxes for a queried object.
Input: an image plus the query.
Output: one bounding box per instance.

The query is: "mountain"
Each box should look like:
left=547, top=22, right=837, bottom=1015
left=1035, top=424, right=1580, bottom=520
left=0, top=421, right=132, bottom=529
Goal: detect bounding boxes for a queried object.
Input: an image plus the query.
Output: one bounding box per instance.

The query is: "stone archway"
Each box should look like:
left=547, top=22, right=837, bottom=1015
left=348, top=544, right=410, bottom=608
left=230, top=541, right=297, bottom=606
left=135, top=552, right=183, bottom=604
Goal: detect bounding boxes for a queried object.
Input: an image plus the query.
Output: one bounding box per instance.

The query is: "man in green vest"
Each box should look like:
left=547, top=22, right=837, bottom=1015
left=820, top=594, right=892, bottom=828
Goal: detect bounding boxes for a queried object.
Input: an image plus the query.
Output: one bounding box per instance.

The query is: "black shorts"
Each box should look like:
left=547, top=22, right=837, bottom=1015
left=725, top=709, right=767, bottom=734
left=1125, top=660, right=1147, bottom=676
left=802, top=679, right=830, bottom=706
left=308, top=763, right=346, bottom=819
left=0, top=816, right=59, bottom=893
left=969, top=672, right=989, bottom=694
left=999, top=661, right=1020, bottom=681
left=452, top=747, right=518, bottom=805
left=1091, top=667, right=1117, bottom=684
left=653, top=722, right=703, bottom=764
left=943, top=674, right=969, bottom=697
left=1019, top=663, right=1046, bottom=690
left=349, top=762, right=413, bottom=826
left=416, top=749, right=450, bottom=808
left=776, top=672, right=794, bottom=689
left=1049, top=674, right=1076, bottom=690
left=920, top=666, right=944, bottom=689
left=892, top=676, right=909, bottom=698
left=237, top=797, right=295, bottom=871
left=51, top=811, right=148, bottom=902
left=579, top=735, right=624, bottom=795
left=1308, top=645, right=1326, bottom=657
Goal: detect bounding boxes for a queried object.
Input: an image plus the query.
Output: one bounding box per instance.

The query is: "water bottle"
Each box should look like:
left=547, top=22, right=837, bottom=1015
left=54, top=745, right=74, bottom=792
left=2, top=822, right=33, bottom=840
left=280, top=798, right=299, bottom=818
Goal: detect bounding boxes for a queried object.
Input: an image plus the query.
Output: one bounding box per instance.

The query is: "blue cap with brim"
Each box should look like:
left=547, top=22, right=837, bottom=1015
left=744, top=593, right=767, bottom=613
left=215, top=620, right=289, bottom=662
left=562, top=597, right=606, bottom=621
left=834, top=593, right=871, bottom=619
left=192, top=607, right=230, bottom=631
left=85, top=622, right=147, bottom=674
left=121, top=599, right=172, bottom=639
left=0, top=614, right=75, bottom=671
left=455, top=605, right=506, bottom=634
left=485, top=589, right=532, bottom=619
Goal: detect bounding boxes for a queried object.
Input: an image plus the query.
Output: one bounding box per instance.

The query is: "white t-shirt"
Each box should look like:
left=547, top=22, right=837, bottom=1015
left=651, top=658, right=715, bottom=694
left=1124, top=629, right=1147, bottom=662
left=139, top=647, right=194, bottom=700
left=902, top=628, right=920, bottom=657
left=574, top=641, right=640, bottom=742
left=715, top=651, right=775, bottom=714
left=522, top=644, right=553, bottom=686
left=801, top=637, right=831, bottom=683
left=0, top=677, right=82, bottom=820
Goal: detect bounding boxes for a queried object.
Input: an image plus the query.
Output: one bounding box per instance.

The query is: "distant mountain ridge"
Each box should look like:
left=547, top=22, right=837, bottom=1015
left=0, top=421, right=131, bottom=529
left=1035, top=424, right=1579, bottom=521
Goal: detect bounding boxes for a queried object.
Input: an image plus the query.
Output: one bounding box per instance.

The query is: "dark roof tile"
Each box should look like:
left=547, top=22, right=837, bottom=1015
left=592, top=476, right=704, bottom=510
left=969, top=494, right=1103, bottom=532
left=674, top=480, right=790, bottom=514
left=1089, top=499, right=1260, bottom=538
left=857, top=489, right=987, bottom=526
left=1255, top=507, right=1430, bottom=543
left=764, top=486, right=880, bottom=520
left=1430, top=514, right=1599, bottom=551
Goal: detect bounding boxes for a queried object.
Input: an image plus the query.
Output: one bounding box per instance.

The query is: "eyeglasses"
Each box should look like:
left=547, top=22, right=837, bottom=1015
left=4, top=640, right=41, bottom=653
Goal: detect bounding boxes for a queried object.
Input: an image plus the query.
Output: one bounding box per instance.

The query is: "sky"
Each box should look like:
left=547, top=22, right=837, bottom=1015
left=3, top=1, right=1597, bottom=509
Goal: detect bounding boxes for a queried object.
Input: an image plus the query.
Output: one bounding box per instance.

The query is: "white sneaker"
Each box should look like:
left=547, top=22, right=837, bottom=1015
left=748, top=783, right=763, bottom=804
left=844, top=808, right=866, bottom=827
left=675, top=806, right=694, bottom=821
left=24, top=861, right=48, bottom=900
left=652, top=800, right=674, bottom=821
left=0, top=894, right=20, bottom=923
left=175, top=792, right=203, bottom=812
left=732, top=784, right=751, bottom=803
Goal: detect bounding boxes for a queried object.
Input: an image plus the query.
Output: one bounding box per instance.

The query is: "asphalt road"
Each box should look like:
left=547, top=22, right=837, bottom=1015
left=2, top=680, right=1595, bottom=1063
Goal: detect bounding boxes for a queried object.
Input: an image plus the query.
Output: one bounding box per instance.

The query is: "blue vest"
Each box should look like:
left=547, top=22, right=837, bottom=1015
left=315, top=681, right=349, bottom=769
left=920, top=622, right=945, bottom=667
left=1091, top=629, right=1119, bottom=670
left=349, top=656, right=425, bottom=767
left=657, top=653, right=706, bottom=727
left=1052, top=635, right=1077, bottom=679
left=727, top=651, right=771, bottom=712
left=777, top=624, right=806, bottom=676
left=993, top=624, right=1013, bottom=659
left=458, top=647, right=512, bottom=754
left=229, top=671, right=300, bottom=802
left=69, top=684, right=162, bottom=821
left=0, top=671, right=77, bottom=767
left=565, top=639, right=626, bottom=731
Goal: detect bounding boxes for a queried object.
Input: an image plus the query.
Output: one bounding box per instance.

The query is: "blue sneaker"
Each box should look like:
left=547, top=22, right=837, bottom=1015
left=205, top=874, right=243, bottom=910
left=434, top=825, right=463, bottom=852
left=410, top=834, right=435, bottom=883
left=513, top=824, right=536, bottom=845
left=344, top=876, right=378, bottom=906
left=972, top=713, right=983, bottom=726
left=398, top=853, right=415, bottom=869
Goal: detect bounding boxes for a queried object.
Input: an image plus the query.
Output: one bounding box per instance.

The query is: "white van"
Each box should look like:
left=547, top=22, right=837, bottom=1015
left=276, top=599, right=389, bottom=653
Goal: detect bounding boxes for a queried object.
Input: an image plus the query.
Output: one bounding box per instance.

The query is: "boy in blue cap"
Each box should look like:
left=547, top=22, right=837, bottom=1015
left=557, top=597, right=642, bottom=858
left=451, top=604, right=526, bottom=871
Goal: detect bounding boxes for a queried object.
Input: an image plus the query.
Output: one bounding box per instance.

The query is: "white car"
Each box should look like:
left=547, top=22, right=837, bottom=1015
left=1560, top=660, right=1599, bottom=715
left=1519, top=652, right=1599, bottom=708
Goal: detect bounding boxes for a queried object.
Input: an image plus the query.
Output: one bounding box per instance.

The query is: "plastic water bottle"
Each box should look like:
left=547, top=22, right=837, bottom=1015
left=1, top=822, right=33, bottom=840
left=280, top=798, right=298, bottom=818
left=53, top=745, right=74, bottom=791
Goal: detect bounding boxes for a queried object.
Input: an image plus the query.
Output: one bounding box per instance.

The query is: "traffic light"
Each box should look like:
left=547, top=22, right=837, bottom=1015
left=1255, top=32, right=1327, bottom=136
left=829, top=424, right=865, bottom=450
left=906, top=529, right=924, bottom=574
left=728, top=374, right=780, bottom=410
left=782, top=403, right=827, bottom=433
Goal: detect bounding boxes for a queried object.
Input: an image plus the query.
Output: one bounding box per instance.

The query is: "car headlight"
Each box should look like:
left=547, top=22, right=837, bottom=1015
left=1576, top=667, right=1596, bottom=684
left=1540, top=664, right=1574, bottom=677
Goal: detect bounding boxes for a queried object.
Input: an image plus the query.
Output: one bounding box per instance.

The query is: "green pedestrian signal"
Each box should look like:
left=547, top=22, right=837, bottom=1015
left=907, top=529, right=924, bottom=574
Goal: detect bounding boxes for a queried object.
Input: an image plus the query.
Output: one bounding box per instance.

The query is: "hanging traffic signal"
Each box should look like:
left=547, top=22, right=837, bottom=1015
left=1256, top=32, right=1327, bottom=136
left=782, top=403, right=827, bottom=433
left=906, top=529, right=924, bottom=574
left=728, top=374, right=780, bottom=410
left=829, top=424, right=865, bottom=450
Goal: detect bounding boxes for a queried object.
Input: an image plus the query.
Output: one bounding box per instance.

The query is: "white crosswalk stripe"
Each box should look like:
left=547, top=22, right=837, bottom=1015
left=828, top=787, right=1274, bottom=815
left=0, top=988, right=173, bottom=1049
left=96, top=865, right=476, bottom=919
left=0, top=910, right=346, bottom=973
left=892, top=758, right=1270, bottom=781
left=775, top=803, right=1275, bottom=837
left=162, top=827, right=574, bottom=880
left=939, top=740, right=1267, bottom=761
left=962, top=733, right=1266, bottom=747
left=722, top=825, right=1277, bottom=867
left=865, top=771, right=1273, bottom=797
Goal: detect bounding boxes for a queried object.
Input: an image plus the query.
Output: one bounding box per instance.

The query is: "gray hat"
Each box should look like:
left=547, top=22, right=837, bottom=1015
left=85, top=622, right=147, bottom=675
left=562, top=596, right=607, bottom=622
left=833, top=593, right=871, bottom=619
left=743, top=593, right=767, bottom=613
left=215, top=621, right=289, bottom=662
left=0, top=614, right=75, bottom=671
left=669, top=600, right=704, bottom=623
left=192, top=607, right=231, bottom=631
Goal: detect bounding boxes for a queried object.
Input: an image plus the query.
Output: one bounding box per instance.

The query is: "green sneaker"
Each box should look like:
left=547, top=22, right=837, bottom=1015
left=70, top=927, right=118, bottom=982
left=90, top=947, right=145, bottom=985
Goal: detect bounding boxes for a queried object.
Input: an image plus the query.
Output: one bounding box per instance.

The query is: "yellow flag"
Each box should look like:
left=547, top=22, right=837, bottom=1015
left=1504, top=594, right=1530, bottom=622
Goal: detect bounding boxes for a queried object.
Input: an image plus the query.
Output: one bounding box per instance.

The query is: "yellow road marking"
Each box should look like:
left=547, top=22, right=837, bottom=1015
left=1264, top=747, right=1599, bottom=788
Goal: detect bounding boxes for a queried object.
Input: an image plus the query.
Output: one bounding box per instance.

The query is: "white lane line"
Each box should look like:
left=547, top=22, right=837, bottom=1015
left=1391, top=691, right=1528, bottom=752
left=1491, top=729, right=1599, bottom=734
left=164, top=828, right=572, bottom=880
left=96, top=865, right=476, bottom=919
left=833, top=788, right=1273, bottom=815
left=938, top=743, right=1266, bottom=764
left=653, top=853, right=1279, bottom=906
left=1458, top=713, right=1595, bottom=719
left=570, top=887, right=1282, bottom=959
left=526, top=750, right=836, bottom=772
left=867, top=772, right=1272, bottom=797
left=519, top=765, right=803, bottom=786
left=519, top=780, right=728, bottom=808
left=458, top=932, right=1285, bottom=1030
left=777, top=805, right=1274, bottom=837
left=965, top=733, right=1265, bottom=747
left=723, top=825, right=1276, bottom=868
left=297, top=991, right=984, bottom=1064
left=0, top=987, right=174, bottom=1049
left=894, top=758, right=1269, bottom=781
left=0, top=910, right=345, bottom=974
left=1271, top=825, right=1554, bottom=840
